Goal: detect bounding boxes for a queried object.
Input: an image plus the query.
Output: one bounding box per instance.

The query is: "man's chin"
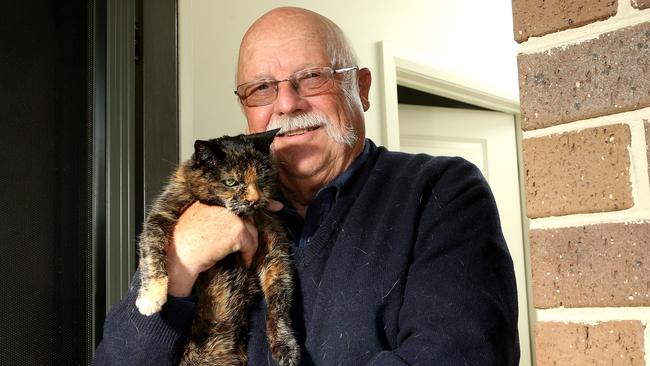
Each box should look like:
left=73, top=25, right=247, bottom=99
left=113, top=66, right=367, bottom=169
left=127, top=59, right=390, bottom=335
left=274, top=151, right=322, bottom=178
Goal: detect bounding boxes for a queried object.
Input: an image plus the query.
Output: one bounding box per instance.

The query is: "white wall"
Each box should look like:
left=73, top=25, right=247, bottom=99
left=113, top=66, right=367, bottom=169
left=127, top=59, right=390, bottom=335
left=178, top=0, right=520, bottom=160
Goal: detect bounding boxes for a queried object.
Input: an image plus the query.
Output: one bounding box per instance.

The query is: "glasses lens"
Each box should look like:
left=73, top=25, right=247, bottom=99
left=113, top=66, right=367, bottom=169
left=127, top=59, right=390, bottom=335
left=296, top=68, right=334, bottom=96
left=237, top=67, right=350, bottom=107
left=240, top=81, right=277, bottom=107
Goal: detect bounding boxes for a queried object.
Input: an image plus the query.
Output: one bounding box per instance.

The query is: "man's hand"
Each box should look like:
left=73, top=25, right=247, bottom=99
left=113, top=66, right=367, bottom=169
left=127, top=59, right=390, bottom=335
left=166, top=199, right=283, bottom=297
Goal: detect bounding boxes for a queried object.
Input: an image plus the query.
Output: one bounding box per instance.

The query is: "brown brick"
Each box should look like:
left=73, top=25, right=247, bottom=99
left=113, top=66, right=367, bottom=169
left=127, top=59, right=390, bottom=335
left=523, top=124, right=632, bottom=218
left=535, top=321, right=645, bottom=366
left=530, top=222, right=650, bottom=308
left=518, top=22, right=650, bottom=131
left=512, top=0, right=617, bottom=43
left=632, top=0, right=650, bottom=10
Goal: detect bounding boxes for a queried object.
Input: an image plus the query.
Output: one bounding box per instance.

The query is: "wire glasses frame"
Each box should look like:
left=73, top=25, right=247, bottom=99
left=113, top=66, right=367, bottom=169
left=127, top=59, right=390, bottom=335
left=234, top=66, right=359, bottom=107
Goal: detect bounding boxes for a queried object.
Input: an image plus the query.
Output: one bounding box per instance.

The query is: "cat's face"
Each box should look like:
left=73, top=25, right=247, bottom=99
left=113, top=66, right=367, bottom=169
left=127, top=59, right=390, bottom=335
left=189, top=130, right=278, bottom=217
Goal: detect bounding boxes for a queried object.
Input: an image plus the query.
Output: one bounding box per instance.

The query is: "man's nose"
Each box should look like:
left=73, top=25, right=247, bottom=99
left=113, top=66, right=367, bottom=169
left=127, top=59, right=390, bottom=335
left=274, top=81, right=304, bottom=115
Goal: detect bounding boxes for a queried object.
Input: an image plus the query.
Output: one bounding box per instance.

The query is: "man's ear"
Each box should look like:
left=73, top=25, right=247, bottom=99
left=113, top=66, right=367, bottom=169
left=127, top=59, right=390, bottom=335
left=357, top=67, right=372, bottom=112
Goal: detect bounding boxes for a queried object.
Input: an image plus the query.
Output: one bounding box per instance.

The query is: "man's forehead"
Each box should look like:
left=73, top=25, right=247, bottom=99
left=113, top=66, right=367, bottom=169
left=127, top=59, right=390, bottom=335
left=238, top=34, right=329, bottom=81
left=245, top=7, right=326, bottom=36
left=241, top=22, right=325, bottom=53
left=237, top=8, right=338, bottom=81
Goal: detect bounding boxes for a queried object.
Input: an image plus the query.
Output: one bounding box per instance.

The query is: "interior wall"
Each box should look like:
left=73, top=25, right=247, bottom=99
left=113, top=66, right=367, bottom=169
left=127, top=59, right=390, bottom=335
left=178, top=0, right=519, bottom=159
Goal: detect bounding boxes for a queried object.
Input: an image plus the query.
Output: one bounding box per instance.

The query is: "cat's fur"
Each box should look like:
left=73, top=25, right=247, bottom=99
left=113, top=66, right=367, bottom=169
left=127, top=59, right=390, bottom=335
left=135, top=129, right=300, bottom=366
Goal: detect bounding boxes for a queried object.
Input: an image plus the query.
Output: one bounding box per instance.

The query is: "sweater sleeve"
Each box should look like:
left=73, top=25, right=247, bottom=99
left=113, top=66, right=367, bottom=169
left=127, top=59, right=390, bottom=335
left=92, top=270, right=196, bottom=366
left=366, top=158, right=520, bottom=366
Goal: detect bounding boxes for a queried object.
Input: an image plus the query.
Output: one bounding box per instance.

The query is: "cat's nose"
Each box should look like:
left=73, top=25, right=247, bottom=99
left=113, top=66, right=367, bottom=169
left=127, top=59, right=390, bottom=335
left=245, top=186, right=260, bottom=205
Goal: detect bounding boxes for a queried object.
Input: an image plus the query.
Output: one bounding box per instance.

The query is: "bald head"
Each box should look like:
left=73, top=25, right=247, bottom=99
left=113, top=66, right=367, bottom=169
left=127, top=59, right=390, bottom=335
left=233, top=7, right=372, bottom=203
left=237, top=7, right=358, bottom=85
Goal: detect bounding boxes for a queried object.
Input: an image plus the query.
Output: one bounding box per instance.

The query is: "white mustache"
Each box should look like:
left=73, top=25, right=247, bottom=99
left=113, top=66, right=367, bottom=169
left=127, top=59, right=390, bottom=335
left=266, top=113, right=329, bottom=134
left=266, top=112, right=358, bottom=146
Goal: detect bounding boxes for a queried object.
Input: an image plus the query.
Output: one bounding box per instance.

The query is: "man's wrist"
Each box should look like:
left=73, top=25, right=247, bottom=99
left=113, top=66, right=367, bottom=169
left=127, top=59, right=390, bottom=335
left=168, top=290, right=198, bottom=304
left=166, top=259, right=199, bottom=297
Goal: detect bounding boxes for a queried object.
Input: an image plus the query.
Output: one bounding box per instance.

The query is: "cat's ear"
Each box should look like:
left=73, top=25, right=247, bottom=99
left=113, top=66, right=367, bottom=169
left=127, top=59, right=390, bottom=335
left=247, top=128, right=280, bottom=154
left=193, top=140, right=225, bottom=166
left=193, top=140, right=212, bottom=166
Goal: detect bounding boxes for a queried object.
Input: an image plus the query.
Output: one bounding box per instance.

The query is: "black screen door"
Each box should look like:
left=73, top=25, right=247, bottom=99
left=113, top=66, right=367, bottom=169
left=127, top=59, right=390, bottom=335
left=1, top=0, right=97, bottom=364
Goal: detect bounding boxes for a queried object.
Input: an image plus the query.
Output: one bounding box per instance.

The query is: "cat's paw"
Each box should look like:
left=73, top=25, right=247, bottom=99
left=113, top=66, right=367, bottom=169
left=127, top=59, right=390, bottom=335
left=135, top=277, right=168, bottom=316
left=135, top=295, right=166, bottom=316
left=273, top=337, right=300, bottom=366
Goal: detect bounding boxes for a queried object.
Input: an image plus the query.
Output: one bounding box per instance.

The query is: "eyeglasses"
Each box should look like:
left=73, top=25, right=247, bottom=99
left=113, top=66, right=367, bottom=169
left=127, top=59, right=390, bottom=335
left=235, top=66, right=359, bottom=107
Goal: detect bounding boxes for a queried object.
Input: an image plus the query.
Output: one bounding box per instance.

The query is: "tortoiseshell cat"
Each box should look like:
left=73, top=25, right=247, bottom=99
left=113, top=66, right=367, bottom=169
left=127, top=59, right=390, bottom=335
left=135, top=129, right=300, bottom=366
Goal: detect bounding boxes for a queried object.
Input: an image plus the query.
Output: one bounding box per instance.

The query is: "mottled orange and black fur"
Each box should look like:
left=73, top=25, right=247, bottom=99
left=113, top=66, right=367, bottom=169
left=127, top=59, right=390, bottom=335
left=135, top=129, right=300, bottom=366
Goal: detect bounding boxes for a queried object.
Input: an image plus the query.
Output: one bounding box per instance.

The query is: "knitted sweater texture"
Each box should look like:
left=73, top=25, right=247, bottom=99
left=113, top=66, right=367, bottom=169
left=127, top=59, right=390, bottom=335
left=93, top=141, right=520, bottom=365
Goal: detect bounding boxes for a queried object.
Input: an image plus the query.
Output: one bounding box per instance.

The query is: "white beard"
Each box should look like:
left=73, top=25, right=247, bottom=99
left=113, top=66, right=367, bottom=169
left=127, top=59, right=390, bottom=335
left=267, top=113, right=357, bottom=146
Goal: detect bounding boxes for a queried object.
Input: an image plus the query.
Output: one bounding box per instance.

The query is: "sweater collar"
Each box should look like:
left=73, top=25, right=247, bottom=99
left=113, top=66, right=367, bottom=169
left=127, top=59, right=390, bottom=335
left=317, top=139, right=371, bottom=200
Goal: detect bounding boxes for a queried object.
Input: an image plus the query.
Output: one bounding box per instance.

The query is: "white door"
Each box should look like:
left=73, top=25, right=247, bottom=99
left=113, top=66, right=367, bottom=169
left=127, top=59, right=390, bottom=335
left=399, top=104, right=531, bottom=365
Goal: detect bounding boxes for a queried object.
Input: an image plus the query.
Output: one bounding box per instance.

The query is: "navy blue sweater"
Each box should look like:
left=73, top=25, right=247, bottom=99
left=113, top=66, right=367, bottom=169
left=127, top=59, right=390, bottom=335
left=93, top=140, right=520, bottom=365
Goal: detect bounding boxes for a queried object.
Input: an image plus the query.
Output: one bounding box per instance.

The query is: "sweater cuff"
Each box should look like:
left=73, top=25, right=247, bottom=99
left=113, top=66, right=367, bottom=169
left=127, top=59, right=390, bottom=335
left=127, top=293, right=196, bottom=350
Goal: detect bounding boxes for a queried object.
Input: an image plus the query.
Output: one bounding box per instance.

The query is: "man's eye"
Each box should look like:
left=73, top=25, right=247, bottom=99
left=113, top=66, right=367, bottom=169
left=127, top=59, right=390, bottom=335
left=251, top=82, right=272, bottom=94
left=223, top=178, right=238, bottom=187
left=303, top=71, right=322, bottom=79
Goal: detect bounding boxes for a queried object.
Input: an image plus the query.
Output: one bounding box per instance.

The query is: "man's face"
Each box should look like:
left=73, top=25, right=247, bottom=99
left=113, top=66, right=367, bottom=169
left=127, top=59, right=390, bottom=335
left=237, top=29, right=367, bottom=187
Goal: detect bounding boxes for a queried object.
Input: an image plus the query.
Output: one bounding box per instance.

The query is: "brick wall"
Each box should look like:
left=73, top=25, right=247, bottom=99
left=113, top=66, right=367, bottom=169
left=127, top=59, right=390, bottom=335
left=512, top=1, right=650, bottom=365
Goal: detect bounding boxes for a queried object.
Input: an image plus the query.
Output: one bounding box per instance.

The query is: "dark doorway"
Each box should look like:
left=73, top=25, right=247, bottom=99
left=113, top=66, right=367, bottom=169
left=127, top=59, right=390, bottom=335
left=1, top=0, right=95, bottom=364
left=0, top=0, right=179, bottom=364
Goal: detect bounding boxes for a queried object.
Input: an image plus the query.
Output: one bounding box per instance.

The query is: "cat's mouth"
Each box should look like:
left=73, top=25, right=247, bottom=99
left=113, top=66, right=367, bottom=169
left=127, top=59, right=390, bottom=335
left=276, top=126, right=321, bottom=137
left=228, top=201, right=262, bottom=217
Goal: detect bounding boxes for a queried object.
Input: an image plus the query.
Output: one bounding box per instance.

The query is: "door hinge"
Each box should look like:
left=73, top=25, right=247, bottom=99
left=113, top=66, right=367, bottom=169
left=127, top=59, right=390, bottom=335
left=134, top=21, right=141, bottom=64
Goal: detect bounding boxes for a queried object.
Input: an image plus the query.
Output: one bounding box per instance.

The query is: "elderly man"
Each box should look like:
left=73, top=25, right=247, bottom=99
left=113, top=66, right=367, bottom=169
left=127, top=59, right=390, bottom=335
left=94, top=7, right=519, bottom=365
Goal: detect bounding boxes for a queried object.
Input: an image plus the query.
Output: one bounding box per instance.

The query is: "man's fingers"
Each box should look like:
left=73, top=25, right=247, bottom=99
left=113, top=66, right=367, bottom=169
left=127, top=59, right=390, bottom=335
left=175, top=201, right=263, bottom=269
left=239, top=220, right=259, bottom=268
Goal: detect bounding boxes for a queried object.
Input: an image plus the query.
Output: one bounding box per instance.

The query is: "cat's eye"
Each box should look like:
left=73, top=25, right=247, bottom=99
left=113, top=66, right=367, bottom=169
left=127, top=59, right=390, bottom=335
left=223, top=178, right=238, bottom=187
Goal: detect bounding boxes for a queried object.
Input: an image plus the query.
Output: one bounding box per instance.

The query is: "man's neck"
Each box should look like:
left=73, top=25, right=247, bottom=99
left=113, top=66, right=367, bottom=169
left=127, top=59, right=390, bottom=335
left=279, top=177, right=321, bottom=218
left=277, top=141, right=366, bottom=218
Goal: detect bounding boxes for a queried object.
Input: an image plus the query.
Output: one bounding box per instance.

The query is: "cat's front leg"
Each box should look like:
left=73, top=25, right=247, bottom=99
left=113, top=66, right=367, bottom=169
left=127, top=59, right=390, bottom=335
left=135, top=234, right=170, bottom=315
left=136, top=275, right=168, bottom=316
left=258, top=230, right=300, bottom=366
left=135, top=213, right=175, bottom=316
left=135, top=180, right=193, bottom=316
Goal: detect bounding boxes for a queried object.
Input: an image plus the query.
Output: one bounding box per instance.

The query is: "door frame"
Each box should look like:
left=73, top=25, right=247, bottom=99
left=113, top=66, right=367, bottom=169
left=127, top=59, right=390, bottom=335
left=98, top=0, right=179, bottom=348
left=378, top=41, right=520, bottom=149
left=378, top=41, right=534, bottom=365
